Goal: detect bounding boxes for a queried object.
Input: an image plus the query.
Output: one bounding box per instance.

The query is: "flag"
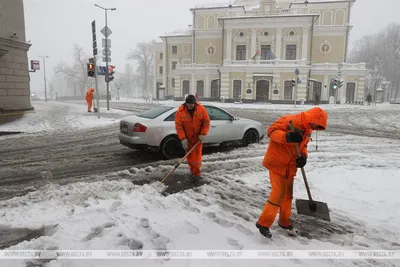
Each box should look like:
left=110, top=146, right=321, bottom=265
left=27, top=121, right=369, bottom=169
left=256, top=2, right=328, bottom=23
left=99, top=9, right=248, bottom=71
left=267, top=50, right=276, bottom=60
left=251, top=49, right=260, bottom=61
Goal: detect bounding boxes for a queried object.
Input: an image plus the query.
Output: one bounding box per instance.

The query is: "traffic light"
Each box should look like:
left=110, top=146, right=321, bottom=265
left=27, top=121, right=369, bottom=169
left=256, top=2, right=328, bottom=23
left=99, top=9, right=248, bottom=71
left=107, top=65, right=115, bottom=82
left=332, top=78, right=338, bottom=90
left=338, top=80, right=344, bottom=88
left=292, top=79, right=296, bottom=87
left=87, top=63, right=95, bottom=77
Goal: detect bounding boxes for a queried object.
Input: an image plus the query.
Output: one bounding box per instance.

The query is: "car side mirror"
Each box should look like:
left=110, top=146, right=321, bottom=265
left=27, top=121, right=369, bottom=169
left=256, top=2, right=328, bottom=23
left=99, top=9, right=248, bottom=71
left=230, top=116, right=235, bottom=121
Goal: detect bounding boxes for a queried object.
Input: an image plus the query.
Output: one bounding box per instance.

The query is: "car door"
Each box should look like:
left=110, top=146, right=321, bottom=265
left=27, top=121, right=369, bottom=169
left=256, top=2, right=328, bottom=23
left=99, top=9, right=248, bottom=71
left=164, top=110, right=214, bottom=143
left=205, top=106, right=242, bottom=142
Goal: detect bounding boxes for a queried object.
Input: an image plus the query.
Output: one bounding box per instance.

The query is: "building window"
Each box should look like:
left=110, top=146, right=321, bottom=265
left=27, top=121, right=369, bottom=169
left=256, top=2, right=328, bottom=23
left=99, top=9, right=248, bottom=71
left=284, top=81, right=293, bottom=100
left=233, top=80, right=242, bottom=98
left=172, top=79, right=175, bottom=88
left=172, top=46, right=178, bottom=54
left=196, top=80, right=204, bottom=97
left=160, top=53, right=163, bottom=60
left=159, top=66, right=163, bottom=74
left=286, top=45, right=297, bottom=60
left=236, top=45, right=246, bottom=60
left=182, top=80, right=190, bottom=96
left=211, top=80, right=219, bottom=98
left=261, top=45, right=271, bottom=60
left=171, top=61, right=177, bottom=70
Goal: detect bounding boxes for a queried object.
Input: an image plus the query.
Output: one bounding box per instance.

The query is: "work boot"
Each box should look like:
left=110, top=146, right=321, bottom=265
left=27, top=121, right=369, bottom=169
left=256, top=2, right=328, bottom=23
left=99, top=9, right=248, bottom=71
left=278, top=222, right=299, bottom=236
left=255, top=222, right=272, bottom=238
left=191, top=174, right=202, bottom=183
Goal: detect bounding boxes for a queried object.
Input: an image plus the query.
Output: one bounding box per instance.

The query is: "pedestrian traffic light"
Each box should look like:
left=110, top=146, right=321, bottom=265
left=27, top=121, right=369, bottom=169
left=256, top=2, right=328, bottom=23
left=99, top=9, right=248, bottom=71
left=87, top=63, right=95, bottom=77
left=291, top=79, right=296, bottom=87
left=107, top=65, right=115, bottom=82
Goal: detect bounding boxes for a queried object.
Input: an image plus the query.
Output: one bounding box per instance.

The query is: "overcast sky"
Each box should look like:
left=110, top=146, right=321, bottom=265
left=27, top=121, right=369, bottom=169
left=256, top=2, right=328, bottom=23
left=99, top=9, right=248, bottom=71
left=24, top=0, right=400, bottom=94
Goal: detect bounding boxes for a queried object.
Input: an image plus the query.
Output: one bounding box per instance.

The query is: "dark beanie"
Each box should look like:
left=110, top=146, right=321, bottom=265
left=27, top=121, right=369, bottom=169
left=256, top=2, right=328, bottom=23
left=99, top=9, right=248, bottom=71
left=185, top=94, right=196, bottom=104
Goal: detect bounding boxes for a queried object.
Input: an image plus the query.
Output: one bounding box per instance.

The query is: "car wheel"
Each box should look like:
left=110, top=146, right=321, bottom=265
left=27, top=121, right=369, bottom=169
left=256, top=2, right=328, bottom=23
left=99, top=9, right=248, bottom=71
left=160, top=135, right=184, bottom=160
left=243, top=129, right=259, bottom=146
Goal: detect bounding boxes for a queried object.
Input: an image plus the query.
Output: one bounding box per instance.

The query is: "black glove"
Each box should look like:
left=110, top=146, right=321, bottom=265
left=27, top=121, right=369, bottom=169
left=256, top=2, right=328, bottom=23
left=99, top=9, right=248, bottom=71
left=286, top=132, right=303, bottom=143
left=296, top=155, right=307, bottom=168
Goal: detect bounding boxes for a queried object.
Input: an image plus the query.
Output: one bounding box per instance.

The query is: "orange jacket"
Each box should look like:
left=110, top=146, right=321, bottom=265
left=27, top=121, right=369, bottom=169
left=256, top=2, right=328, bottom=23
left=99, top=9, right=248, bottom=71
left=85, top=88, right=95, bottom=101
left=262, top=107, right=328, bottom=177
left=175, top=102, right=210, bottom=143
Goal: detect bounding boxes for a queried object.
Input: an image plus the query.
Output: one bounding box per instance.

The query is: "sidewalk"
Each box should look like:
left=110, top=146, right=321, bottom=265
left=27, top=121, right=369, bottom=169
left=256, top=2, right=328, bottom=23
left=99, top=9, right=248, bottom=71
left=0, top=101, right=132, bottom=135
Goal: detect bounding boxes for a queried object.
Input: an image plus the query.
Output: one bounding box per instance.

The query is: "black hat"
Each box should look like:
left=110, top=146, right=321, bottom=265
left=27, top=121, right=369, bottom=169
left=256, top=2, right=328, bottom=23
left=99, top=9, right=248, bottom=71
left=185, top=94, right=196, bottom=104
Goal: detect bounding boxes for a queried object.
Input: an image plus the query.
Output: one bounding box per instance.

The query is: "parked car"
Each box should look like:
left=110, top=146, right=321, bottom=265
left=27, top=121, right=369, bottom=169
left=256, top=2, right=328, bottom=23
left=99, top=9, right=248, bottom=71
left=118, top=103, right=265, bottom=159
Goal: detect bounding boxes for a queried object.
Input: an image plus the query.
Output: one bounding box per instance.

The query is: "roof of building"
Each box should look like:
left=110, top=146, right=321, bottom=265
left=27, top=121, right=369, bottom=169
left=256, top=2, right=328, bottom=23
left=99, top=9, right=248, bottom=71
left=160, top=27, right=193, bottom=38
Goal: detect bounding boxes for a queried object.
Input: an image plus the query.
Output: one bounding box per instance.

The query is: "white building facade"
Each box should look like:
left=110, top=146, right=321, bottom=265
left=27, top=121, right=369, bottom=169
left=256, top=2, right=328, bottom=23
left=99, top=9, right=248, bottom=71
left=152, top=0, right=367, bottom=104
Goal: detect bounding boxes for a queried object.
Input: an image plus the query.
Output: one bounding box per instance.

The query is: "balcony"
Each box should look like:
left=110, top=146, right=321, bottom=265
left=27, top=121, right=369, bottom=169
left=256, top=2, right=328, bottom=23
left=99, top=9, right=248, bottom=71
left=173, top=63, right=220, bottom=75
left=313, top=63, right=367, bottom=71
left=223, top=59, right=308, bottom=66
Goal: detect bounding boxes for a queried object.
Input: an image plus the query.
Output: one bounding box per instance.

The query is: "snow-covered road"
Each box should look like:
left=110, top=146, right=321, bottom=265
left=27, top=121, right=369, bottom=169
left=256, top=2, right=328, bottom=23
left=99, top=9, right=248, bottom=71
left=1, top=131, right=399, bottom=267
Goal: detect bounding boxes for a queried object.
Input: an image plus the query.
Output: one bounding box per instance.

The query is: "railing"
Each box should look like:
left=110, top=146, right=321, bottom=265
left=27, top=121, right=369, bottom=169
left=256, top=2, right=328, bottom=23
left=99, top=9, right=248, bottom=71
left=175, top=63, right=220, bottom=69
left=223, top=59, right=308, bottom=66
left=313, top=63, right=367, bottom=70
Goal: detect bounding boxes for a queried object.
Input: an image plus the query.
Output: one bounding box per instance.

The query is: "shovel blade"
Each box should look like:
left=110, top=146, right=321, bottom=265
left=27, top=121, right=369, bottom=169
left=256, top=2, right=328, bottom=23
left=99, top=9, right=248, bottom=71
left=295, top=199, right=331, bottom=222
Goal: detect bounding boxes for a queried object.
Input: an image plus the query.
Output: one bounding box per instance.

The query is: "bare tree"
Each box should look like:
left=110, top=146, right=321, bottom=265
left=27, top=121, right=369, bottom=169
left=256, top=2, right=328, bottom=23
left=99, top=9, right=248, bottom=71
left=127, top=41, right=154, bottom=97
left=349, top=23, right=400, bottom=100
left=54, top=44, right=90, bottom=96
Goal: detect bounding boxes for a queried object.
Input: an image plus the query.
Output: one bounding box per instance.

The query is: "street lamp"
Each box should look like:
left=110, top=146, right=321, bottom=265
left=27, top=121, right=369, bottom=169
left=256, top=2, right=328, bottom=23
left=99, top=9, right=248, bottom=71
left=38, top=55, right=49, bottom=102
left=94, top=4, right=116, bottom=110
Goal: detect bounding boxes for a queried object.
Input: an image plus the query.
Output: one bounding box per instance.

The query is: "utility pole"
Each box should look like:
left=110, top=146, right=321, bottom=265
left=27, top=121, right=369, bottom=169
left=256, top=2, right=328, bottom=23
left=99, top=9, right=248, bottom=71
left=95, top=4, right=116, bottom=111
left=38, top=55, right=49, bottom=102
left=91, top=20, right=100, bottom=118
left=294, top=68, right=300, bottom=108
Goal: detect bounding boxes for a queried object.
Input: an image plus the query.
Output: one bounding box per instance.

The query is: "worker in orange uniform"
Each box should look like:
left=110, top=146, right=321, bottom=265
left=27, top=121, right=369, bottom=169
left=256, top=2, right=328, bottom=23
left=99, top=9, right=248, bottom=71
left=256, top=107, right=328, bottom=238
left=175, top=94, right=210, bottom=181
left=85, top=88, right=95, bottom=112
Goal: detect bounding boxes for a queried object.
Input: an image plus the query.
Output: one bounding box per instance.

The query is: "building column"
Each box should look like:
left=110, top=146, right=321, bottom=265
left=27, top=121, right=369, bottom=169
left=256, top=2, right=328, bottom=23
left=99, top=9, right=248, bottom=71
left=272, top=73, right=281, bottom=100
left=275, top=28, right=282, bottom=60
left=357, top=76, right=365, bottom=101
left=162, top=40, right=167, bottom=90
left=302, top=27, right=309, bottom=61
left=251, top=28, right=257, bottom=59
left=245, top=73, right=253, bottom=100
left=220, top=72, right=230, bottom=99
left=205, top=75, right=210, bottom=97
left=191, top=73, right=196, bottom=95
left=226, top=29, right=233, bottom=61
left=175, top=76, right=181, bottom=98
left=323, top=75, right=329, bottom=101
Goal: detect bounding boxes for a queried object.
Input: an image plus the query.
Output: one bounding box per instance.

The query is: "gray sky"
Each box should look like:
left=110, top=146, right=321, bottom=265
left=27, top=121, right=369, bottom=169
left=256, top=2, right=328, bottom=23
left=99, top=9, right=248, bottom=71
left=24, top=0, right=400, bottom=94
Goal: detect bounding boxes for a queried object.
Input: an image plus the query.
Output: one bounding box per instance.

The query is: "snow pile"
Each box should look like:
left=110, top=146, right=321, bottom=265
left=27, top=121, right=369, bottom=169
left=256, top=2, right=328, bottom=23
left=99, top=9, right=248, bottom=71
left=1, top=132, right=399, bottom=267
left=0, top=101, right=132, bottom=135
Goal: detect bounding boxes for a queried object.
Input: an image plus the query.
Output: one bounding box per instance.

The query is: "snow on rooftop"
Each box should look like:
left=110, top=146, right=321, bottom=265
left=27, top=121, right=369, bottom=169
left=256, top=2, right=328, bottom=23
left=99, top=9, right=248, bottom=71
left=163, top=27, right=193, bottom=37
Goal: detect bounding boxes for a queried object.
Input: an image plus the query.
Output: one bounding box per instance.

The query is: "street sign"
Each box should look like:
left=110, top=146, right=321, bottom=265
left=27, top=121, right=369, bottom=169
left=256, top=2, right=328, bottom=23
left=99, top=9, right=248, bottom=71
left=102, top=39, right=111, bottom=48
left=102, top=49, right=111, bottom=56
left=91, top=20, right=97, bottom=56
left=100, top=26, right=112, bottom=38
left=31, top=60, right=40, bottom=70
left=295, top=68, right=300, bottom=75
left=102, top=57, right=111, bottom=62
left=97, top=66, right=107, bottom=75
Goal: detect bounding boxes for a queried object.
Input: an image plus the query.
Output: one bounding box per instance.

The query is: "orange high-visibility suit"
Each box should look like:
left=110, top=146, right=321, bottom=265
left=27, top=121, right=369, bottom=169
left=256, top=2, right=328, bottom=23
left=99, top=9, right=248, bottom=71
left=85, top=88, right=95, bottom=112
left=258, top=107, right=328, bottom=229
left=175, top=102, right=210, bottom=176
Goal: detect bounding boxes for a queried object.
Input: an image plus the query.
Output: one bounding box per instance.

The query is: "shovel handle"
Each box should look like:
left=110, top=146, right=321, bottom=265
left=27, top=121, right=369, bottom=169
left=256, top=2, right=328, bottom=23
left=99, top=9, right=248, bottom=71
left=159, top=140, right=201, bottom=184
left=289, top=121, right=316, bottom=209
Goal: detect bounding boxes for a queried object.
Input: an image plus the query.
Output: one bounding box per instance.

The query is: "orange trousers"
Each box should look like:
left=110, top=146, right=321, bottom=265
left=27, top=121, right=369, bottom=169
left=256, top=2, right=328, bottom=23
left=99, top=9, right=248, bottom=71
left=186, top=142, right=203, bottom=176
left=257, top=171, right=294, bottom=228
left=87, top=100, right=92, bottom=111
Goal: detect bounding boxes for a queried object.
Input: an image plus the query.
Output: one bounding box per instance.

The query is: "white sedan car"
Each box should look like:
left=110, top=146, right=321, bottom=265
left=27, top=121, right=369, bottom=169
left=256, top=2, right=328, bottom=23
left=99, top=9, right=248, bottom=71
left=118, top=103, right=265, bottom=159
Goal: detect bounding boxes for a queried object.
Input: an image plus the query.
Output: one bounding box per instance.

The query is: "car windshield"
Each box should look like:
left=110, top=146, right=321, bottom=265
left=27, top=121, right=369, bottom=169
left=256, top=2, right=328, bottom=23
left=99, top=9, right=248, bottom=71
left=137, top=106, right=174, bottom=119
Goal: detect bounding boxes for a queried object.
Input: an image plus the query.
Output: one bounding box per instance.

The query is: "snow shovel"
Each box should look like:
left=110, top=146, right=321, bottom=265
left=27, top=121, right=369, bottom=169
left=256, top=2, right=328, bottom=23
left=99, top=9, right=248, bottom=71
left=93, top=99, right=98, bottom=113
left=152, top=140, right=201, bottom=194
left=289, top=121, right=331, bottom=222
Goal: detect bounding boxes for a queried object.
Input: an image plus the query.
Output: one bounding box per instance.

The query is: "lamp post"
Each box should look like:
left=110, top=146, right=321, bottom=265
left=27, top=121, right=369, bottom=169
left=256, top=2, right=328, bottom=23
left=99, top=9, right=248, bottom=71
left=94, top=4, right=116, bottom=111
left=38, top=55, right=49, bottom=102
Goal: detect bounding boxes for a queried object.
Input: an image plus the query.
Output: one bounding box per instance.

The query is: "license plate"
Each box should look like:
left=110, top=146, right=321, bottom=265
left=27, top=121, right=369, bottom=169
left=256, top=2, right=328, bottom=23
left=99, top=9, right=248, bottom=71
left=120, top=125, right=128, bottom=133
